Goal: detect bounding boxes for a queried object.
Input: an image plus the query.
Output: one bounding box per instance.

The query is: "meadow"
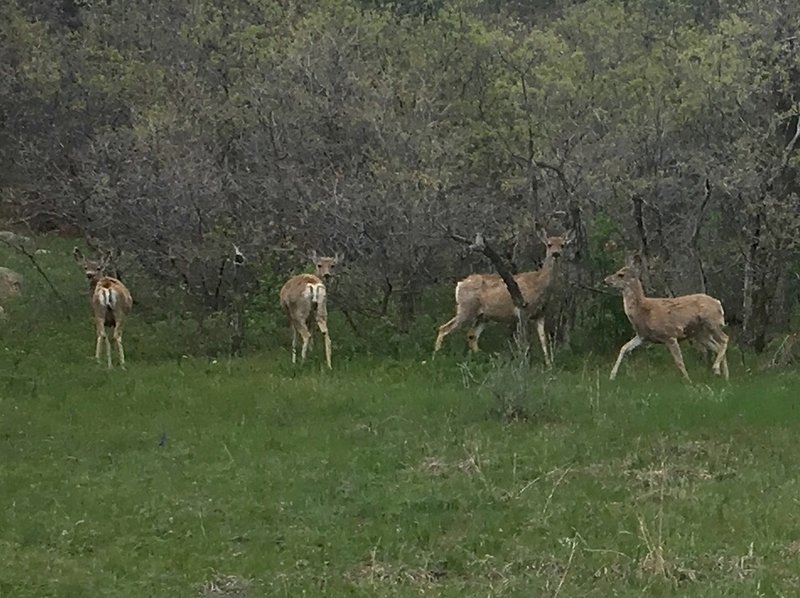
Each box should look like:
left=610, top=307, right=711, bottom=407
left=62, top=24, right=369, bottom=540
left=1, top=239, right=799, bottom=597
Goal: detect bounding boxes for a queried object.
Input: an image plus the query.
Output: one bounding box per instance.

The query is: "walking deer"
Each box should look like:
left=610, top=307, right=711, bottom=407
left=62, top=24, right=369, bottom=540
left=604, top=261, right=729, bottom=382
left=73, top=247, right=133, bottom=368
left=279, top=251, right=342, bottom=369
left=434, top=230, right=572, bottom=366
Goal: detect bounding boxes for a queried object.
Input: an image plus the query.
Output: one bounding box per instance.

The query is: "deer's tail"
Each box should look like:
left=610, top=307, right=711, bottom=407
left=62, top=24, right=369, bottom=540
left=99, top=287, right=117, bottom=310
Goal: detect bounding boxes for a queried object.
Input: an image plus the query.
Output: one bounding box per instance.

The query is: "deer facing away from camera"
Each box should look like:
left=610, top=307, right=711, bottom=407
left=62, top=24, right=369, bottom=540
left=434, top=231, right=572, bottom=367
left=73, top=247, right=133, bottom=368
left=604, top=264, right=729, bottom=382
left=279, top=251, right=342, bottom=369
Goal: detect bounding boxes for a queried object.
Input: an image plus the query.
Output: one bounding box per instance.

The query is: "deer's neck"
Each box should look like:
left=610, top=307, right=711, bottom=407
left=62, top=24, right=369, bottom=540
left=622, top=278, right=646, bottom=318
left=538, top=254, right=560, bottom=285
left=518, top=255, right=559, bottom=304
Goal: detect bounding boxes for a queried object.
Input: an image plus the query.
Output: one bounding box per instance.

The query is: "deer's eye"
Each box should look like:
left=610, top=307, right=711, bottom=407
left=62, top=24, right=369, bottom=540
left=617, top=273, right=624, bottom=278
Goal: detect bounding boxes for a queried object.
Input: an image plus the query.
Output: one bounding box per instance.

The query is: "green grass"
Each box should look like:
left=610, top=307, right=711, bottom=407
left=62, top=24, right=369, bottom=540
left=1, top=238, right=800, bottom=596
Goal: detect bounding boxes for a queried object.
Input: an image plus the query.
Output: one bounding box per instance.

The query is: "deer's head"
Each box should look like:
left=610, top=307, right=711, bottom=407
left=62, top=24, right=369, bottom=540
left=538, top=229, right=573, bottom=260
left=73, top=247, right=112, bottom=284
left=309, top=250, right=343, bottom=281
left=604, top=265, right=639, bottom=290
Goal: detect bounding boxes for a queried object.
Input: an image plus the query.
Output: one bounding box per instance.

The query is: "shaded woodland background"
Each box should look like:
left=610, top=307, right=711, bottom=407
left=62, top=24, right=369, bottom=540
left=2, top=0, right=799, bottom=356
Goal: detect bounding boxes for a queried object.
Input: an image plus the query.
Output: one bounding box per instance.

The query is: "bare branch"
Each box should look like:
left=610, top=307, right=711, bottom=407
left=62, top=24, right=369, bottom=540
left=443, top=225, right=528, bottom=310
left=0, top=238, right=71, bottom=314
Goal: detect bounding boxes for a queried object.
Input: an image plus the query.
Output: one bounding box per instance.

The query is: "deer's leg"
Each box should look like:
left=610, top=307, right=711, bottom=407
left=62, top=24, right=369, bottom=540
left=297, top=320, right=312, bottom=363
left=113, top=319, right=126, bottom=368
left=665, top=338, right=691, bottom=382
left=434, top=312, right=469, bottom=353
left=102, top=325, right=112, bottom=369
left=94, top=318, right=112, bottom=368
left=466, top=319, right=486, bottom=352
left=316, top=315, right=332, bottom=369
left=535, top=317, right=552, bottom=368
left=702, top=337, right=729, bottom=381
left=290, top=325, right=298, bottom=364
left=94, top=318, right=105, bottom=362
left=609, top=335, right=643, bottom=380
left=710, top=329, right=730, bottom=380
left=720, top=350, right=730, bottom=381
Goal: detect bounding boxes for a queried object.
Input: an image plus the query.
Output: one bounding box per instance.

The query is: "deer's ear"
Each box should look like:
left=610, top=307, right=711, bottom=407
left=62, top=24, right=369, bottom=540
left=72, top=247, right=85, bottom=263
left=334, top=251, right=344, bottom=264
left=564, top=229, right=575, bottom=245
left=537, top=228, right=549, bottom=244
left=625, top=252, right=644, bottom=272
left=308, top=249, right=318, bottom=262
left=623, top=253, right=633, bottom=268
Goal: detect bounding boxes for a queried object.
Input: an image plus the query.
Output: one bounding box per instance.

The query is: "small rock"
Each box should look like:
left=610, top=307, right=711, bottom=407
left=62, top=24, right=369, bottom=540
left=0, top=267, right=23, bottom=299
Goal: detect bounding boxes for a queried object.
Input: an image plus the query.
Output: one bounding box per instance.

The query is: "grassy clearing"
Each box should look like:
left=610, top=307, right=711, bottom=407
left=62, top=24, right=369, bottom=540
left=1, top=239, right=800, bottom=596
left=3, top=352, right=799, bottom=596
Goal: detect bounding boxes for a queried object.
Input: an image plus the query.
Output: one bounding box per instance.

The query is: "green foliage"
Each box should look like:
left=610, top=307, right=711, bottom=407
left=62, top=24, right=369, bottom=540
left=4, top=0, right=800, bottom=352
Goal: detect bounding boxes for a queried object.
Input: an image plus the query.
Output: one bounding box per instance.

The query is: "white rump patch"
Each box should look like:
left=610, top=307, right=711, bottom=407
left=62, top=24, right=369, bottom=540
left=312, top=283, right=326, bottom=305
left=99, top=287, right=117, bottom=309
left=305, top=282, right=327, bottom=305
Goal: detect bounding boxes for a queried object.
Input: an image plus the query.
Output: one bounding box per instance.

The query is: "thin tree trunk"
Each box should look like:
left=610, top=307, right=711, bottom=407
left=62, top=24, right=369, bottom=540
left=690, top=179, right=712, bottom=294
left=742, top=209, right=762, bottom=340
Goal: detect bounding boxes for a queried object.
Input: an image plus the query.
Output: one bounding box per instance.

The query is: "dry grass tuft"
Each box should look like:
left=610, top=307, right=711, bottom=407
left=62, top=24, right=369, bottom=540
left=418, top=456, right=449, bottom=476
left=637, top=514, right=669, bottom=579
left=782, top=540, right=800, bottom=557
left=710, top=542, right=760, bottom=581
left=416, top=447, right=483, bottom=478
left=197, top=573, right=251, bottom=597
left=625, top=439, right=737, bottom=500
left=347, top=549, right=447, bottom=588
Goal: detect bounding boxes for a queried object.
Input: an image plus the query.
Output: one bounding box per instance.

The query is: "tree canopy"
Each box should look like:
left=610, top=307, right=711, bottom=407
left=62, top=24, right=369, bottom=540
left=2, top=0, right=799, bottom=351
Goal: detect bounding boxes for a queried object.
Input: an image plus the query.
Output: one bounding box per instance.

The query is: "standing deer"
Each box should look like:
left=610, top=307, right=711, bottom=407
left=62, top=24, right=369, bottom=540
left=604, top=261, right=729, bottom=382
left=434, top=230, right=572, bottom=366
left=279, top=251, right=342, bottom=369
left=73, top=247, right=133, bottom=369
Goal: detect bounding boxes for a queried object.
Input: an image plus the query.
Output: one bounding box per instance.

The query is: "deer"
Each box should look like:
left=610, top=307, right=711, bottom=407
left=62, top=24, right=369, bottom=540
left=433, top=230, right=572, bottom=366
left=604, top=259, right=729, bottom=382
left=73, top=247, right=133, bottom=369
left=279, top=251, right=342, bottom=369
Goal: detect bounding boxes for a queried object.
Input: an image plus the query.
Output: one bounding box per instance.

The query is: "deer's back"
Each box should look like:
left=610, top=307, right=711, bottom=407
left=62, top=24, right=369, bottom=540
left=634, top=293, right=725, bottom=341
left=456, top=270, right=550, bottom=321
left=280, top=274, right=323, bottom=308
